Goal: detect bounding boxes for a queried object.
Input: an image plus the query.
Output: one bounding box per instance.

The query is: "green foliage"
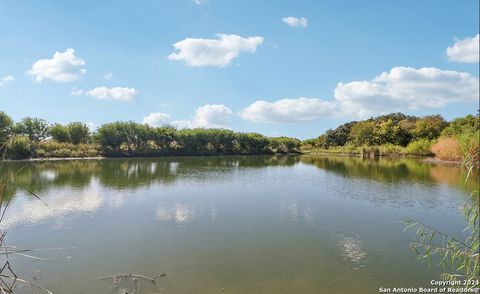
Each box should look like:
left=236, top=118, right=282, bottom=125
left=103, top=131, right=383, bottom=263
left=95, top=122, right=275, bottom=156
left=14, top=117, right=50, bottom=142
left=412, top=114, right=448, bottom=140
left=268, top=137, right=301, bottom=153
left=67, top=122, right=90, bottom=144
left=321, top=122, right=355, bottom=148
left=441, top=114, right=480, bottom=163
left=406, top=139, right=434, bottom=156
left=36, top=141, right=100, bottom=158
left=378, top=143, right=405, bottom=155
left=0, top=111, right=13, bottom=146
left=349, top=121, right=376, bottom=146
left=6, top=135, right=31, bottom=159
left=373, top=119, right=405, bottom=146
left=50, top=123, right=70, bottom=143
left=234, top=132, right=270, bottom=154
left=442, top=114, right=479, bottom=137
left=303, top=113, right=449, bottom=153
left=153, top=125, right=176, bottom=149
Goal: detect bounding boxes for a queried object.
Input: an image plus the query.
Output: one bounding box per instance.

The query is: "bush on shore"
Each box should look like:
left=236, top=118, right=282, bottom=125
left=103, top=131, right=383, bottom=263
left=36, top=141, right=101, bottom=158
left=6, top=135, right=32, bottom=159
left=431, top=137, right=463, bottom=161
left=406, top=139, right=434, bottom=156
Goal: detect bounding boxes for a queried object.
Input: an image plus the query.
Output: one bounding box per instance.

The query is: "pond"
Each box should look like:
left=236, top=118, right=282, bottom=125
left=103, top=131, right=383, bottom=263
left=1, top=155, right=477, bottom=293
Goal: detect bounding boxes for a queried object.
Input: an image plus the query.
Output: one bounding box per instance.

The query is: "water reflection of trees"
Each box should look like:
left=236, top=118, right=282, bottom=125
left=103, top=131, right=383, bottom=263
left=2, top=155, right=477, bottom=200
left=300, top=155, right=478, bottom=191
left=3, top=156, right=300, bottom=194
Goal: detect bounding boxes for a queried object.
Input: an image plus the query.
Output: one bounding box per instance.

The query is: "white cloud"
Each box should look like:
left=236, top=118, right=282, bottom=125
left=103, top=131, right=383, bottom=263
left=103, top=72, right=113, bottom=80
left=193, top=0, right=203, bottom=4
left=446, top=34, right=479, bottom=63
left=143, top=112, right=171, bottom=127
left=173, top=104, right=232, bottom=129
left=282, top=16, right=308, bottom=28
left=240, top=98, right=338, bottom=123
left=334, top=66, right=479, bottom=118
left=85, top=86, right=137, bottom=101
left=0, top=75, right=14, bottom=87
left=143, top=105, right=232, bottom=129
left=241, top=66, right=479, bottom=123
left=27, top=48, right=86, bottom=82
left=168, top=34, right=264, bottom=67
left=70, top=86, right=84, bottom=96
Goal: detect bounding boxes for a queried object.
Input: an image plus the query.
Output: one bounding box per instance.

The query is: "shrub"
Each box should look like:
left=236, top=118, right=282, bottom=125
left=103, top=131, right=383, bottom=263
left=379, top=143, right=406, bottom=155
left=7, top=135, right=31, bottom=159
left=431, top=137, right=463, bottom=161
left=36, top=141, right=101, bottom=158
left=406, top=139, right=434, bottom=156
left=456, top=128, right=479, bottom=163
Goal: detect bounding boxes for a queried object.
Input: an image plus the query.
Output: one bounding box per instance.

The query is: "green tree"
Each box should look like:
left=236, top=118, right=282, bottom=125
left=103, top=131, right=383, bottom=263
left=441, top=114, right=479, bottom=137
left=412, top=115, right=448, bottom=140
left=373, top=119, right=404, bottom=145
left=153, top=125, right=176, bottom=150
left=349, top=120, right=376, bottom=146
left=0, top=111, right=13, bottom=146
left=15, top=117, right=50, bottom=142
left=6, top=135, right=31, bottom=159
left=97, top=122, right=126, bottom=152
left=234, top=132, right=269, bottom=154
left=269, top=137, right=301, bottom=153
left=67, top=122, right=90, bottom=144
left=50, top=123, right=70, bottom=143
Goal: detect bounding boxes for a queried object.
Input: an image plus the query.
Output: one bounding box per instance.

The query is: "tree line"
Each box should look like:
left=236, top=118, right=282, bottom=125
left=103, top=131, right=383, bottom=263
left=0, top=111, right=301, bottom=159
left=302, top=112, right=479, bottom=161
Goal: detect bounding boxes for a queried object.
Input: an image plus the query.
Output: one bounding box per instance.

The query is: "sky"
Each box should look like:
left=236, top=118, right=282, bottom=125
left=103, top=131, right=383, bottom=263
left=0, top=0, right=478, bottom=139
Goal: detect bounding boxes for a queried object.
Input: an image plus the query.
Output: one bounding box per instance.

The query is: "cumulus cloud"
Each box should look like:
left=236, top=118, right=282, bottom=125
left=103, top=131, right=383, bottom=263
left=241, top=67, right=479, bottom=123
left=282, top=16, right=308, bottom=28
left=85, top=86, right=137, bottom=101
left=446, top=34, right=479, bottom=63
left=144, top=104, right=232, bottom=129
left=0, top=75, right=14, bottom=87
left=174, top=104, right=233, bottom=128
left=168, top=34, right=264, bottom=67
left=334, top=66, right=479, bottom=117
left=143, top=112, right=172, bottom=127
left=27, top=48, right=86, bottom=82
left=240, top=98, right=337, bottom=123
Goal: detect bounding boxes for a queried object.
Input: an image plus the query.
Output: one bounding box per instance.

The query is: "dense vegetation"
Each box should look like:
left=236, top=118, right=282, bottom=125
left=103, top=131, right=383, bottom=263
left=0, top=110, right=477, bottom=161
left=0, top=111, right=301, bottom=159
left=302, top=112, right=479, bottom=162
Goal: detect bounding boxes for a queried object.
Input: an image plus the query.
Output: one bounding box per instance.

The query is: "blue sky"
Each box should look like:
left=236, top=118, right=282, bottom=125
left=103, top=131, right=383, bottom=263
left=0, top=0, right=478, bottom=139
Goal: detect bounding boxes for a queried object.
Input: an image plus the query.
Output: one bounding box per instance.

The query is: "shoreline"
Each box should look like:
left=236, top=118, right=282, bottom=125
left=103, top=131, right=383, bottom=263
left=1, top=152, right=464, bottom=165
left=2, top=153, right=299, bottom=162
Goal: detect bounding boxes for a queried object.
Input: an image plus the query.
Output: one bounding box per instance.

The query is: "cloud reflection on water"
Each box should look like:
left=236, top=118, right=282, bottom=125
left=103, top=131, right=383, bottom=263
left=156, top=203, right=195, bottom=225
left=1, top=179, right=103, bottom=230
left=338, top=235, right=367, bottom=270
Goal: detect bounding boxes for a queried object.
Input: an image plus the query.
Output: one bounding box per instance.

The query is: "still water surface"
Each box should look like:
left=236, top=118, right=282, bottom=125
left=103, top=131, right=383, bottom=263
left=2, top=155, right=477, bottom=293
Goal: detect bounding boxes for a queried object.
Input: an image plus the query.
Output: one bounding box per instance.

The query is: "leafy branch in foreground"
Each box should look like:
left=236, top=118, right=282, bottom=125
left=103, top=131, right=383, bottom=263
left=404, top=153, right=479, bottom=286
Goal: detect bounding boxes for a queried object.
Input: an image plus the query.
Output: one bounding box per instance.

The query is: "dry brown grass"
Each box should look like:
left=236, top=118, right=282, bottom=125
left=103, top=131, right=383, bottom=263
left=431, top=137, right=463, bottom=161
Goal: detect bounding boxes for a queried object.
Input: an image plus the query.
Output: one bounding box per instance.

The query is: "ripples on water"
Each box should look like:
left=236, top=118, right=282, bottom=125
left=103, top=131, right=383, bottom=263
left=1, top=155, right=477, bottom=294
